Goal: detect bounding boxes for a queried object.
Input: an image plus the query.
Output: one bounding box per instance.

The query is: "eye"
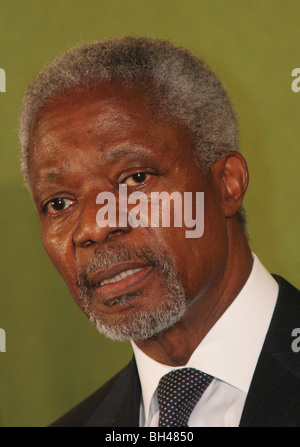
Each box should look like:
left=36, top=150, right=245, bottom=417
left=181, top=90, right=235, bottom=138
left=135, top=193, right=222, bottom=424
left=123, top=172, right=152, bottom=186
left=42, top=197, right=75, bottom=215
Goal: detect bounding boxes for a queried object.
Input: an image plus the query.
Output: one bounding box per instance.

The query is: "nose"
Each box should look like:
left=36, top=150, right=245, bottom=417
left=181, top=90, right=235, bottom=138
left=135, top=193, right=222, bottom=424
left=72, top=191, right=131, bottom=248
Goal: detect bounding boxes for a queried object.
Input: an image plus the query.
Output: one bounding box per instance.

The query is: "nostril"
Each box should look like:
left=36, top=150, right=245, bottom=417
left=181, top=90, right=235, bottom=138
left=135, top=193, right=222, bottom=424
left=82, top=239, right=94, bottom=247
left=106, top=229, right=126, bottom=240
left=75, top=239, right=94, bottom=248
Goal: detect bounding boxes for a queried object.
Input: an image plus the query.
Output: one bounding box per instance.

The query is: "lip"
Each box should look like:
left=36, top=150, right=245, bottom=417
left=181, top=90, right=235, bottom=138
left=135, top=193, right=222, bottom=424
left=88, top=262, right=153, bottom=305
left=89, top=261, right=152, bottom=287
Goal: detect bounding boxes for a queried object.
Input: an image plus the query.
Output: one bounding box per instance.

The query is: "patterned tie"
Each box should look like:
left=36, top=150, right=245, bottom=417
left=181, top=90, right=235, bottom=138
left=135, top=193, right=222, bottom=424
left=157, top=367, right=213, bottom=427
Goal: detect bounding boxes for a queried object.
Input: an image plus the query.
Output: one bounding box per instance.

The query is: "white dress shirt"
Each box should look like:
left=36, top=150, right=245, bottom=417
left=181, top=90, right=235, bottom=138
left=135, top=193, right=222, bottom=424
left=131, top=253, right=279, bottom=427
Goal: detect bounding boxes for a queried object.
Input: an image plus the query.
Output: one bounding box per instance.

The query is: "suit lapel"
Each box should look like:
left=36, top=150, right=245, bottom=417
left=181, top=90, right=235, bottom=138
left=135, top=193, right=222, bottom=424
left=239, top=348, right=300, bottom=426
left=240, top=275, right=300, bottom=426
left=85, top=358, right=141, bottom=427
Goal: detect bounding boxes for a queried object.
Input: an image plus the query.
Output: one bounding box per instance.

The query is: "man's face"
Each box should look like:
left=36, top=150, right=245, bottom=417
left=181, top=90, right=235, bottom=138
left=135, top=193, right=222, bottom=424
left=29, top=84, right=228, bottom=341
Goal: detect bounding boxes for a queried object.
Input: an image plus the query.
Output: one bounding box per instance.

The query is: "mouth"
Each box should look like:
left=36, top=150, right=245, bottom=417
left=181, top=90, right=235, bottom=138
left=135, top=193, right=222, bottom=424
left=88, top=262, right=153, bottom=306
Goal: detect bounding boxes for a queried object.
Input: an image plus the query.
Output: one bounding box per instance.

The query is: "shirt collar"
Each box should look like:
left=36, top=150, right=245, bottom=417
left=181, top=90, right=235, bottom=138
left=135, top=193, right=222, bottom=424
left=131, top=253, right=279, bottom=424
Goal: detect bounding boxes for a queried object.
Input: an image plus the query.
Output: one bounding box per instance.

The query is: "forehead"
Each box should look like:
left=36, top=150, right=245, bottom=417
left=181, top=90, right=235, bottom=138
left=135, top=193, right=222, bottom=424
left=28, top=84, right=197, bottom=193
left=30, top=84, right=173, bottom=152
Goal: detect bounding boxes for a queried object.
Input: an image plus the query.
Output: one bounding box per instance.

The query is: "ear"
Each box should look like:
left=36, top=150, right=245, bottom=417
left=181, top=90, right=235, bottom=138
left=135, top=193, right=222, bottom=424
left=212, top=152, right=249, bottom=217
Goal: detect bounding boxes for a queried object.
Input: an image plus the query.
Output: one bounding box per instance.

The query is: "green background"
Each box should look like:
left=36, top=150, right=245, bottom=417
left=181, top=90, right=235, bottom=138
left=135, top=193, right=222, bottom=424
left=0, top=0, right=299, bottom=427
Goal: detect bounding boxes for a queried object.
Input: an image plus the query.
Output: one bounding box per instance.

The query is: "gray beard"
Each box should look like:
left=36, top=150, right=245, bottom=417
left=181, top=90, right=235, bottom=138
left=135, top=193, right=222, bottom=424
left=77, top=243, right=188, bottom=341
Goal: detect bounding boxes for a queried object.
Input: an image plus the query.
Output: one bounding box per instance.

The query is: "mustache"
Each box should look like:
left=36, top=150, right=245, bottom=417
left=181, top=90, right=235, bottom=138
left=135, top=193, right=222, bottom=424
left=76, top=241, right=178, bottom=293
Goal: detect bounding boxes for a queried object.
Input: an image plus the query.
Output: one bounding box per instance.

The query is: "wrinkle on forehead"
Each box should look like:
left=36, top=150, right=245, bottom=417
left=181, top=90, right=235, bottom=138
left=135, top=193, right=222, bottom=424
left=31, top=82, right=156, bottom=133
left=28, top=84, right=197, bottom=200
left=30, top=87, right=158, bottom=161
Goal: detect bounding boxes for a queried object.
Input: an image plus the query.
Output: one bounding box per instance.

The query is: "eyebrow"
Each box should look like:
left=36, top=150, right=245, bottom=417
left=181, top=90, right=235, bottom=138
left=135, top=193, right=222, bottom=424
left=34, top=144, right=156, bottom=194
left=36, top=168, right=67, bottom=184
left=100, top=144, right=154, bottom=162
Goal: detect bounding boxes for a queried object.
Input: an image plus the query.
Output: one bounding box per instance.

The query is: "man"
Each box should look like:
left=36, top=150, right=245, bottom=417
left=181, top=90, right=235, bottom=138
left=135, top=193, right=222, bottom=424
left=19, top=37, right=300, bottom=427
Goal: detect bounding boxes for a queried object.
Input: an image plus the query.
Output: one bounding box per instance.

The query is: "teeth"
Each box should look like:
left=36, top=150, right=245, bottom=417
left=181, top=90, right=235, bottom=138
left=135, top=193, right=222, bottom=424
left=100, top=268, right=143, bottom=286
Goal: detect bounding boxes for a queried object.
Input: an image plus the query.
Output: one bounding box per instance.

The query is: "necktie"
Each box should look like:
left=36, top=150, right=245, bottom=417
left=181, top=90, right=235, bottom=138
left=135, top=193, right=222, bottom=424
left=157, top=367, right=213, bottom=427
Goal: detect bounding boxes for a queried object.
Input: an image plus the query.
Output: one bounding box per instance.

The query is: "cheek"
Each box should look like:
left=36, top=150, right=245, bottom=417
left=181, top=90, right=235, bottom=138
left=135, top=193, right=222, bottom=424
left=158, top=197, right=228, bottom=299
left=41, top=224, right=78, bottom=297
left=187, top=199, right=228, bottom=294
left=148, top=224, right=196, bottom=290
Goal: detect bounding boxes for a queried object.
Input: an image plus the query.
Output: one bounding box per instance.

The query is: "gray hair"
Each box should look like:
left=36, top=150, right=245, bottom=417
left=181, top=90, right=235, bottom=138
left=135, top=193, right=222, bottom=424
left=19, top=36, right=246, bottom=230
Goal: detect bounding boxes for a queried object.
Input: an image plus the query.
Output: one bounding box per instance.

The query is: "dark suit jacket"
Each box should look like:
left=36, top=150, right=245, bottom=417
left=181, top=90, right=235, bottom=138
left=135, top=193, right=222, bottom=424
left=50, top=275, right=300, bottom=427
